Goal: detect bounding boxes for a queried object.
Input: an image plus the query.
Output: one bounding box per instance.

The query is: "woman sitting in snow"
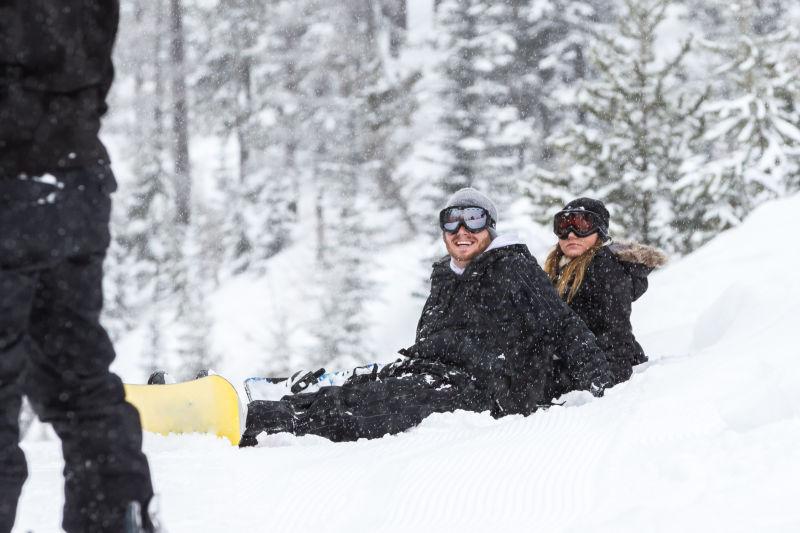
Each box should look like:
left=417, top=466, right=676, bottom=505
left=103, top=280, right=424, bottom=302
left=543, top=198, right=667, bottom=393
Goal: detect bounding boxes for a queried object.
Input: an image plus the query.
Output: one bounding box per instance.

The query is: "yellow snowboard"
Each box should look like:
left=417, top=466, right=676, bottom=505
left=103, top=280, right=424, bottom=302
left=124, top=375, right=242, bottom=446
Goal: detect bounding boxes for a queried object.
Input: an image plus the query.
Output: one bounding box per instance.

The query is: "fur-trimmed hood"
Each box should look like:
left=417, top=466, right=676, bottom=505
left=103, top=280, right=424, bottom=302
left=607, top=241, right=668, bottom=269
left=592, top=241, right=667, bottom=302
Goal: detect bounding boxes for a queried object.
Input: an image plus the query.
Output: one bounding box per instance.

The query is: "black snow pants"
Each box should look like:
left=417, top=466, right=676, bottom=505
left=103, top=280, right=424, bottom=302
left=0, top=167, right=153, bottom=533
left=239, top=362, right=495, bottom=446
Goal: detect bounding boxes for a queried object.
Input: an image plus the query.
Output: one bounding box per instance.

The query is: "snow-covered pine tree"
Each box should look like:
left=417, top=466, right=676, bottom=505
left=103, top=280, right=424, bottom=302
left=675, top=0, right=800, bottom=251
left=529, top=0, right=704, bottom=250
left=434, top=0, right=525, bottom=214
left=362, top=74, right=422, bottom=237
left=520, top=0, right=617, bottom=211
left=359, top=1, right=422, bottom=239
left=193, top=0, right=299, bottom=274
left=208, top=142, right=249, bottom=275
left=105, top=0, right=186, bottom=363
left=474, top=1, right=532, bottom=211
left=304, top=1, right=394, bottom=370
left=175, top=211, right=220, bottom=378
left=118, top=122, right=183, bottom=327
left=192, top=0, right=258, bottom=272
left=503, top=0, right=555, bottom=161
left=313, top=163, right=375, bottom=370
left=513, top=0, right=612, bottom=173
left=432, top=0, right=482, bottom=215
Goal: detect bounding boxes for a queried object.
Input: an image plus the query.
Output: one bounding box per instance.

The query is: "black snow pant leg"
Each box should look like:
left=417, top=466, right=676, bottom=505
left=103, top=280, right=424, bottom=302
left=0, top=270, right=32, bottom=533
left=294, top=374, right=491, bottom=441
left=1, top=168, right=154, bottom=533
left=239, top=400, right=296, bottom=447
left=245, top=373, right=492, bottom=443
left=22, top=254, right=154, bottom=533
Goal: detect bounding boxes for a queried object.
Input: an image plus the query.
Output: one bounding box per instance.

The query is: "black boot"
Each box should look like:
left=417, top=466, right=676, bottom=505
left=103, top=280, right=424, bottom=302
left=239, top=400, right=297, bottom=447
left=124, top=498, right=164, bottom=533
left=147, top=371, right=173, bottom=385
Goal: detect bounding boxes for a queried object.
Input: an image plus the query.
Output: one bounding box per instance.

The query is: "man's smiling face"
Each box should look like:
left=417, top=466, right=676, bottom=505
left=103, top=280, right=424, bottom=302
left=443, top=225, right=493, bottom=269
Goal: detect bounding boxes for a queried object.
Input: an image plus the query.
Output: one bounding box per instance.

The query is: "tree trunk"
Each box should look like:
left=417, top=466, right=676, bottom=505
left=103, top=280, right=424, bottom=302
left=170, top=0, right=191, bottom=225
left=383, top=0, right=407, bottom=56
left=236, top=57, right=251, bottom=185
left=154, top=0, right=165, bottom=173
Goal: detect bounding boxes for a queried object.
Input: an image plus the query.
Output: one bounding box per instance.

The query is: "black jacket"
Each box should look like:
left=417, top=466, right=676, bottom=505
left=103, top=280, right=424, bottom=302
left=0, top=0, right=119, bottom=177
left=402, top=244, right=610, bottom=415
left=558, top=243, right=667, bottom=387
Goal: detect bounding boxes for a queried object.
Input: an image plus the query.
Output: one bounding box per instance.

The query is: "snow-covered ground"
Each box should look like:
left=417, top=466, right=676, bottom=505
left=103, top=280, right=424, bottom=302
left=15, top=192, right=800, bottom=532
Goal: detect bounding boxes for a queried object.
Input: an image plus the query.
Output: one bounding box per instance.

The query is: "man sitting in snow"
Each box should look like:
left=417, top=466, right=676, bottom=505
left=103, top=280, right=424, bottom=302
left=239, top=188, right=610, bottom=446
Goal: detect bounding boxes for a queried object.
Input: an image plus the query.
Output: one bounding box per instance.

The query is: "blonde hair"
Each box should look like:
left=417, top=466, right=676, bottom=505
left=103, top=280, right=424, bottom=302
left=543, top=241, right=604, bottom=304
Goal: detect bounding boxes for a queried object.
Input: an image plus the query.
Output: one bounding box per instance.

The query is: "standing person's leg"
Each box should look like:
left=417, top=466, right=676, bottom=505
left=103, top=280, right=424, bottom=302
left=25, top=255, right=154, bottom=532
left=0, top=270, right=37, bottom=533
left=19, top=168, right=154, bottom=532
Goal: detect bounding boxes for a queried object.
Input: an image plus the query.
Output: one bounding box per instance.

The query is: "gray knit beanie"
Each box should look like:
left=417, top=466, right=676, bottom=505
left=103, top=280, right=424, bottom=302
left=442, top=187, right=498, bottom=237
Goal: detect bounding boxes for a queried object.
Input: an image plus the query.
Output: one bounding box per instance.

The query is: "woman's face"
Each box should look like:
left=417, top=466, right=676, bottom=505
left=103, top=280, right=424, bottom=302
left=558, top=231, right=599, bottom=258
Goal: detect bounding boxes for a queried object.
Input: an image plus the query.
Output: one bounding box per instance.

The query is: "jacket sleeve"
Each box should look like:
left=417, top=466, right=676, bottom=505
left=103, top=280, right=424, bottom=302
left=583, top=257, right=643, bottom=382
left=509, top=256, right=611, bottom=393
left=402, top=267, right=445, bottom=359
left=589, top=259, right=633, bottom=334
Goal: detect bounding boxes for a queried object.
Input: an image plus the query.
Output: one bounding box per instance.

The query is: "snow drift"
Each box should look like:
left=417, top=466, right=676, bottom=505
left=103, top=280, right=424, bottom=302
left=16, top=193, right=800, bottom=532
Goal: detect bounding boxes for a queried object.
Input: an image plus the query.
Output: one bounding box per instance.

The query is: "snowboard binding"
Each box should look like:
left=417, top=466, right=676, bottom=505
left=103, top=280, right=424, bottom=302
left=288, top=368, right=327, bottom=394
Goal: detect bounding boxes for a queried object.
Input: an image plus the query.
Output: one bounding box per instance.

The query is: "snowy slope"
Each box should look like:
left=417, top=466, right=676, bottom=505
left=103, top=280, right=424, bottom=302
left=16, top=194, right=800, bottom=533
